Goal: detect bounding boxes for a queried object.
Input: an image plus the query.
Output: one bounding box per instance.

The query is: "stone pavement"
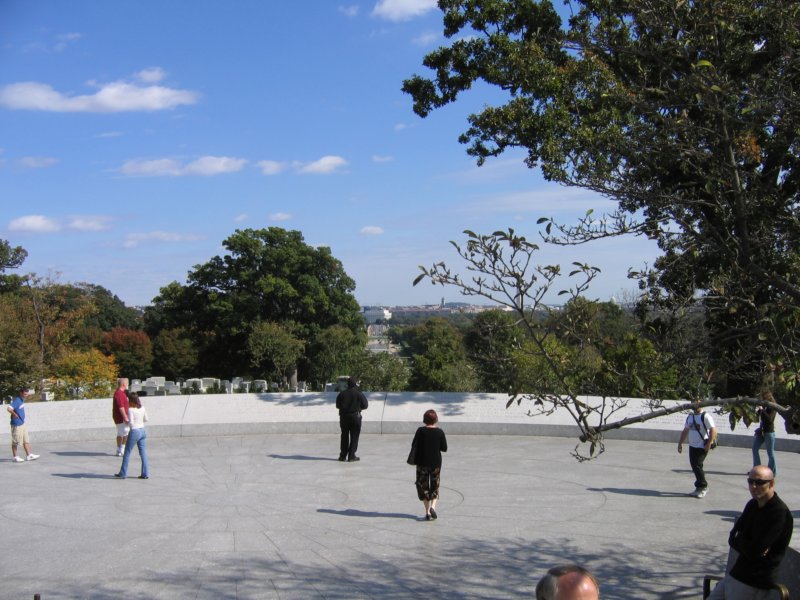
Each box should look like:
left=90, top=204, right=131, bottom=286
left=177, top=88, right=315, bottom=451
left=2, top=433, right=798, bottom=600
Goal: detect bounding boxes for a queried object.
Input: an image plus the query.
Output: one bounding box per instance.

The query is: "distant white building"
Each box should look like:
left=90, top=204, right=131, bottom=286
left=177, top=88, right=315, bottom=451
left=362, top=306, right=392, bottom=324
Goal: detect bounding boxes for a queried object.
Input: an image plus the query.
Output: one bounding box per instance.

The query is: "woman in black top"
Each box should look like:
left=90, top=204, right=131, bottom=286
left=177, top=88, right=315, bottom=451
left=410, top=409, right=447, bottom=520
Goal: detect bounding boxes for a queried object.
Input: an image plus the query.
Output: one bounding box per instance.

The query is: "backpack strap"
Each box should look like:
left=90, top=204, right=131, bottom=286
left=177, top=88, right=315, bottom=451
left=690, top=413, right=708, bottom=440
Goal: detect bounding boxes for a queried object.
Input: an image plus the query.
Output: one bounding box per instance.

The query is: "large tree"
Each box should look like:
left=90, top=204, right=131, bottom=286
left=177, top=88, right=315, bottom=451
left=405, top=0, right=800, bottom=453
left=0, top=239, right=27, bottom=292
left=145, top=228, right=364, bottom=379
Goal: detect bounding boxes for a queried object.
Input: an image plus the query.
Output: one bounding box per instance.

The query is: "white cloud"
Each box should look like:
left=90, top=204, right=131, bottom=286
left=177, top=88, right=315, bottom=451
left=257, top=159, right=288, bottom=175
left=120, top=158, right=182, bottom=177
left=56, top=32, right=82, bottom=42
left=394, top=122, right=408, bottom=131
left=67, top=215, right=112, bottom=231
left=295, top=155, right=348, bottom=175
left=269, top=212, right=292, bottom=221
left=372, top=154, right=393, bottom=163
left=17, top=156, right=58, bottom=169
left=123, top=231, right=205, bottom=248
left=338, top=5, right=359, bottom=17
left=0, top=78, right=199, bottom=112
left=464, top=187, right=617, bottom=216
left=183, top=156, right=247, bottom=176
left=9, top=215, right=61, bottom=233
left=120, top=156, right=246, bottom=177
left=412, top=31, right=438, bottom=46
left=234, top=213, right=249, bottom=222
left=360, top=226, right=385, bottom=235
left=372, top=0, right=437, bottom=21
left=136, top=67, right=167, bottom=83
left=95, top=131, right=124, bottom=138
left=54, top=32, right=82, bottom=52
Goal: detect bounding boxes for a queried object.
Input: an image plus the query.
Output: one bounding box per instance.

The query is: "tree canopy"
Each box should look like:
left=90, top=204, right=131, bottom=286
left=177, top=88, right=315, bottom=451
left=145, top=227, right=364, bottom=380
left=405, top=0, right=800, bottom=452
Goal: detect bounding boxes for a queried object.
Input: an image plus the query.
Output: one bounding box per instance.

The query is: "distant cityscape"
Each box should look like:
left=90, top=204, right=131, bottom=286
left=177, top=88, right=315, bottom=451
left=361, top=302, right=507, bottom=325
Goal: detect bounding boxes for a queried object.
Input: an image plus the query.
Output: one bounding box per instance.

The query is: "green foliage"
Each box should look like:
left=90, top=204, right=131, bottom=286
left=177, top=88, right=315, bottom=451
left=354, top=351, right=409, bottom=392
left=151, top=328, right=198, bottom=381
left=464, top=309, right=521, bottom=392
left=306, top=325, right=365, bottom=388
left=405, top=0, right=800, bottom=401
left=0, top=239, right=27, bottom=293
left=247, top=321, right=305, bottom=384
left=404, top=317, right=478, bottom=392
left=0, top=293, right=39, bottom=398
left=145, top=227, right=363, bottom=379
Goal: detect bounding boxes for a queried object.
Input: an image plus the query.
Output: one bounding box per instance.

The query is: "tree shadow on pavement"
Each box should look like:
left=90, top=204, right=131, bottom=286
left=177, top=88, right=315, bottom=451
left=28, top=533, right=725, bottom=599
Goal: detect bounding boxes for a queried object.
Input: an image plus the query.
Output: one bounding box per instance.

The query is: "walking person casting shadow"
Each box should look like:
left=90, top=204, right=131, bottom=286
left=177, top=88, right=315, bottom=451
left=408, top=409, right=447, bottom=521
left=336, top=377, right=367, bottom=462
left=114, top=393, right=149, bottom=479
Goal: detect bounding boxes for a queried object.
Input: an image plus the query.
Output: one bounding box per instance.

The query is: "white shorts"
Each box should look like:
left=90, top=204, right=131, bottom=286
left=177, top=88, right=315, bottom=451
left=116, top=422, right=130, bottom=437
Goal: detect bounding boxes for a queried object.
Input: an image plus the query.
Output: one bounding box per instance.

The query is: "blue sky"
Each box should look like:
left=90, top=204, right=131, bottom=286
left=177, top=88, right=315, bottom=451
left=0, top=0, right=659, bottom=308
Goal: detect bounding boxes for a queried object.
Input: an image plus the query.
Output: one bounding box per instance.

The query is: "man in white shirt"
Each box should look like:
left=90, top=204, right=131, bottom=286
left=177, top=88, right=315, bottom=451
left=677, top=400, right=717, bottom=498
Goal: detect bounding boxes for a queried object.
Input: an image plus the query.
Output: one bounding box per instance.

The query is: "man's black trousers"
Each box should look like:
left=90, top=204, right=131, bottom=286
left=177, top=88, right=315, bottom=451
left=339, top=413, right=362, bottom=459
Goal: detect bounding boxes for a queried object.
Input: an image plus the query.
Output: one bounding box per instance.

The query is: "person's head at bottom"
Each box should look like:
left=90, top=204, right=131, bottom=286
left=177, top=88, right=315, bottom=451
left=536, top=565, right=599, bottom=600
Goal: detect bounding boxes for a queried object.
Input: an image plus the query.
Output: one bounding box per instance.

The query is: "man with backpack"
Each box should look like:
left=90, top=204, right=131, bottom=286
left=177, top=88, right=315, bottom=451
left=677, top=400, right=717, bottom=498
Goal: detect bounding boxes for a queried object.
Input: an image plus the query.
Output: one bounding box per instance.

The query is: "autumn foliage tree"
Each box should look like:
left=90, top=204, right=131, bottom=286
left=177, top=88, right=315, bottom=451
left=100, top=327, right=153, bottom=380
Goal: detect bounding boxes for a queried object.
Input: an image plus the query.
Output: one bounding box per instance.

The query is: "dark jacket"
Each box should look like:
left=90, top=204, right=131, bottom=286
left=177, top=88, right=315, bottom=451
left=336, top=386, right=368, bottom=416
left=729, top=492, right=793, bottom=589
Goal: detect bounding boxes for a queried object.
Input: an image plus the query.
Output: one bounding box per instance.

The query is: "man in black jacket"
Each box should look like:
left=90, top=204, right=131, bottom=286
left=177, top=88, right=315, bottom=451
left=336, top=378, right=368, bottom=462
left=707, top=465, right=793, bottom=598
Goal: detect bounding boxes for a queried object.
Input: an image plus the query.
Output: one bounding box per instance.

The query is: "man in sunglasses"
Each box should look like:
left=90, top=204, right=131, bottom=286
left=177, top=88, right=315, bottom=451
left=707, top=465, right=793, bottom=599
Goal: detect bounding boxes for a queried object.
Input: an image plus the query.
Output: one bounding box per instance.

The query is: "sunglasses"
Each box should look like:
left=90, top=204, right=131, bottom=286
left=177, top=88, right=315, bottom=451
left=747, top=478, right=773, bottom=486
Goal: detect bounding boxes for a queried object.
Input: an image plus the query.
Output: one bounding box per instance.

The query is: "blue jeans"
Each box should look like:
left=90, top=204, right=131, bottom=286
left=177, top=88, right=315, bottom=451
left=752, top=431, right=776, bottom=475
left=119, top=428, right=149, bottom=478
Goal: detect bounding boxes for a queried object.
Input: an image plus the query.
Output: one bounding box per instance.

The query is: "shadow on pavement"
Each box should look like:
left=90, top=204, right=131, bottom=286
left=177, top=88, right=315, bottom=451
left=317, top=508, right=420, bottom=520
left=52, top=472, right=116, bottom=479
left=268, top=454, right=339, bottom=461
left=52, top=451, right=110, bottom=457
left=587, top=487, right=689, bottom=498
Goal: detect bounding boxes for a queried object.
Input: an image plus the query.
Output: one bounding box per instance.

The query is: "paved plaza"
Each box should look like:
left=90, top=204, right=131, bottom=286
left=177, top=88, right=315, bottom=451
left=2, top=432, right=799, bottom=599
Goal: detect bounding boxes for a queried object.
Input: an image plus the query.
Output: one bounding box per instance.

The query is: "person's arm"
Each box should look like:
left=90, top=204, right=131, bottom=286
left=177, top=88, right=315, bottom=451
left=335, top=392, right=343, bottom=410
left=732, top=506, right=789, bottom=559
left=704, top=426, right=718, bottom=452
left=677, top=427, right=689, bottom=453
left=7, top=405, right=17, bottom=417
left=143, top=408, right=148, bottom=423
left=359, top=391, right=368, bottom=410
left=440, top=430, right=447, bottom=453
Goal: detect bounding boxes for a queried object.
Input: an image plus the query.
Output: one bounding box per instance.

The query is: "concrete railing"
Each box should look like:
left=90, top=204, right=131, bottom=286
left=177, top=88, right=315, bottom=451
left=3, top=392, right=799, bottom=452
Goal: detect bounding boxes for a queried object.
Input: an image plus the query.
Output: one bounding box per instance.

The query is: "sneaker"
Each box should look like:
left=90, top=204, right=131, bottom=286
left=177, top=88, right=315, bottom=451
left=695, top=489, right=707, bottom=499
left=116, top=451, right=123, bottom=457
left=26, top=454, right=40, bottom=461
left=12, top=456, right=24, bottom=463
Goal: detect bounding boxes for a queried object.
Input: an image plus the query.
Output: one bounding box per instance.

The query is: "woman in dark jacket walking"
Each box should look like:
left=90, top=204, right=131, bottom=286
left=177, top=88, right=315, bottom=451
left=411, top=409, right=447, bottom=520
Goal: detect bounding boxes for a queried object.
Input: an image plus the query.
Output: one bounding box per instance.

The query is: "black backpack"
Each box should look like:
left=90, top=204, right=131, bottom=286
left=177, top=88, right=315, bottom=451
left=691, top=412, right=718, bottom=449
